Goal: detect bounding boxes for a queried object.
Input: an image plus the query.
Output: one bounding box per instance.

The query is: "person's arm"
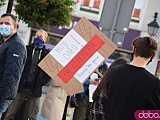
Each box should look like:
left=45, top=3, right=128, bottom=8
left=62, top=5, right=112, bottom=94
left=0, top=43, right=26, bottom=100
left=89, top=79, right=99, bottom=85
left=83, top=77, right=99, bottom=86
left=40, top=71, right=51, bottom=86
left=83, top=78, right=90, bottom=86
left=39, top=49, right=51, bottom=86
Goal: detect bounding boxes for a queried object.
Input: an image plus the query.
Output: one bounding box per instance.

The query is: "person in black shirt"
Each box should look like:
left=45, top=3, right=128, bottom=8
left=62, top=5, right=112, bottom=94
left=106, top=37, right=160, bottom=120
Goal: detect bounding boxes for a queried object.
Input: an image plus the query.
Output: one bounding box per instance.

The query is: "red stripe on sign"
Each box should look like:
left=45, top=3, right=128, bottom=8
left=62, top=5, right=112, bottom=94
left=58, top=35, right=104, bottom=83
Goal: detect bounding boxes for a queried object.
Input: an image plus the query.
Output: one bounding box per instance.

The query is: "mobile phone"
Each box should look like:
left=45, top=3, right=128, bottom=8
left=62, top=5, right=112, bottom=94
left=95, top=78, right=101, bottom=81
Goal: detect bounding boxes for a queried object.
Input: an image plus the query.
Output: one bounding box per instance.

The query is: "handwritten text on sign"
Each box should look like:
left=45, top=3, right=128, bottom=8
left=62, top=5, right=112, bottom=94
left=58, top=35, right=105, bottom=83
left=74, top=52, right=104, bottom=83
left=50, top=29, right=87, bottom=66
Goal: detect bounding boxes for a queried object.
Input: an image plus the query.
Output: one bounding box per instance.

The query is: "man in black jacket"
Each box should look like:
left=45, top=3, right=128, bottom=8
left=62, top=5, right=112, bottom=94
left=4, top=29, right=51, bottom=120
left=0, top=13, right=27, bottom=118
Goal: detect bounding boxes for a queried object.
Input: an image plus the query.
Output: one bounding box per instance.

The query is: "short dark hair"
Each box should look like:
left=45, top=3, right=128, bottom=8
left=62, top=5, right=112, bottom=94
left=132, top=37, right=158, bottom=58
left=1, top=13, right=17, bottom=23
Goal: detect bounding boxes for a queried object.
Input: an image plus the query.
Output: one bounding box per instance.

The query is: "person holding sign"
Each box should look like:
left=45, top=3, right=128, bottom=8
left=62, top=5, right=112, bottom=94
left=72, top=63, right=107, bottom=120
left=72, top=78, right=99, bottom=120
left=4, top=29, right=51, bottom=120
left=106, top=37, right=160, bottom=120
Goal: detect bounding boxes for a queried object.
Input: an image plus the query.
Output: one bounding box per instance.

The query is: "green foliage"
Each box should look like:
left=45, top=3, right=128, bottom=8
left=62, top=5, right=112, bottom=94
left=14, top=0, right=75, bottom=27
left=0, top=0, right=5, bottom=7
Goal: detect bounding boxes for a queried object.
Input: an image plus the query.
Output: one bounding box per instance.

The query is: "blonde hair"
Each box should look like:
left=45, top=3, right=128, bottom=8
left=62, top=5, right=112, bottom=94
left=37, top=29, right=48, bottom=40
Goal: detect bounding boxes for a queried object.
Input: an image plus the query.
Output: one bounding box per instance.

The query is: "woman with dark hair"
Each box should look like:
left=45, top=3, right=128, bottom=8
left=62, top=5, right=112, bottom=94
left=89, top=57, right=130, bottom=120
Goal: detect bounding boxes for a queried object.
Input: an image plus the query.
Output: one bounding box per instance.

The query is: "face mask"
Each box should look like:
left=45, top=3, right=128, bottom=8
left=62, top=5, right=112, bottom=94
left=130, top=47, right=135, bottom=61
left=34, top=36, right=44, bottom=50
left=147, top=55, right=154, bottom=65
left=0, top=24, right=11, bottom=37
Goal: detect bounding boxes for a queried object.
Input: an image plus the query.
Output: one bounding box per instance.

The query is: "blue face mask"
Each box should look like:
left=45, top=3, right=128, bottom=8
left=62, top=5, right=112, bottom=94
left=0, top=24, right=11, bottom=37
left=34, top=36, right=44, bottom=50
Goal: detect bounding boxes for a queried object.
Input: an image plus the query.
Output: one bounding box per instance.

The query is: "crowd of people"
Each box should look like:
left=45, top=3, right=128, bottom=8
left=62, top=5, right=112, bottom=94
left=0, top=13, right=160, bottom=120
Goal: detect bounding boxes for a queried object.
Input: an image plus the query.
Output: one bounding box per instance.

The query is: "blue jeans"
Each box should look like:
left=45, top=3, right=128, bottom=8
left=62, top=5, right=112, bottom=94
left=0, top=100, right=12, bottom=119
left=0, top=112, right=2, bottom=119
left=4, top=92, right=40, bottom=120
left=36, top=113, right=47, bottom=120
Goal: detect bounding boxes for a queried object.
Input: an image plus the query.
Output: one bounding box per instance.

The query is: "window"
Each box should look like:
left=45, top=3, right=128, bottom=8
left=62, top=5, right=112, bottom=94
left=80, top=0, right=101, bottom=14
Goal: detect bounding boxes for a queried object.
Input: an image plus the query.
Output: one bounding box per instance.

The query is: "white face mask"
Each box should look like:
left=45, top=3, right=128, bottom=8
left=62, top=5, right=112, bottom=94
left=0, top=24, right=11, bottom=37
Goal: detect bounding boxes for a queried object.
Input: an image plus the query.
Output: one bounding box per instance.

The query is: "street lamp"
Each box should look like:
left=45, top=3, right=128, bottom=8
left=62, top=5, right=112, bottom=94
left=148, top=12, right=159, bottom=36
left=6, top=0, right=14, bottom=13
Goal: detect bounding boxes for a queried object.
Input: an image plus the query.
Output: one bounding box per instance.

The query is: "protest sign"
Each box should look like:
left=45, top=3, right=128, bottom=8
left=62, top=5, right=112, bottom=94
left=38, top=17, right=117, bottom=95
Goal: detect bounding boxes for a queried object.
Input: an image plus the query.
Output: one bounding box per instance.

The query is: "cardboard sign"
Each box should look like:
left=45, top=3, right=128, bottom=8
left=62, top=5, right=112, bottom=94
left=38, top=17, right=117, bottom=95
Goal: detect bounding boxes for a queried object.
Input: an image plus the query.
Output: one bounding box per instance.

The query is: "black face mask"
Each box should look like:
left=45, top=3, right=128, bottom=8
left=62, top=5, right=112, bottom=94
left=147, top=55, right=154, bottom=65
left=130, top=48, right=135, bottom=61
left=33, top=36, right=44, bottom=50
left=130, top=52, right=134, bottom=61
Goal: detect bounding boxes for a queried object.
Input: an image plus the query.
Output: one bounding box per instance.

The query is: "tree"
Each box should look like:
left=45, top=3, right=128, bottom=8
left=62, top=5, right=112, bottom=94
left=14, top=0, right=75, bottom=28
left=0, top=0, right=5, bottom=7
